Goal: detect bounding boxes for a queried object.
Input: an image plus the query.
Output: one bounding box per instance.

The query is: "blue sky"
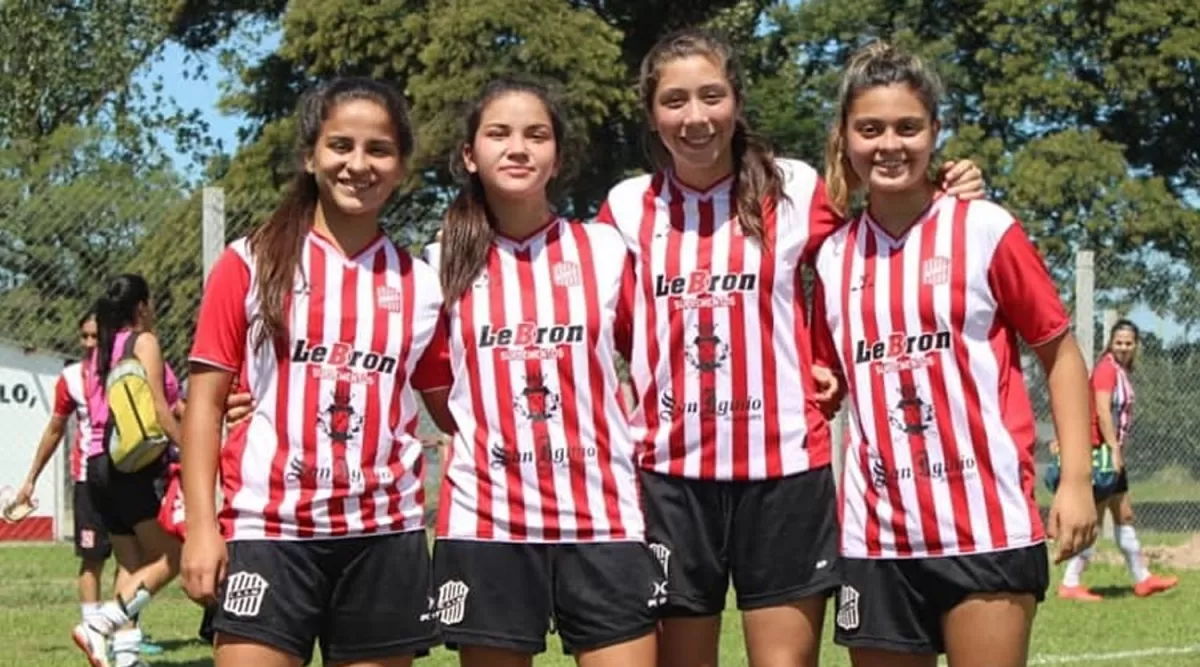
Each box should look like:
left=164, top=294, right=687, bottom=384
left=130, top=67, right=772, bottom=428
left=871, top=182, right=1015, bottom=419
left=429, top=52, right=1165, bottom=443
left=142, top=31, right=281, bottom=179
left=141, top=25, right=1189, bottom=347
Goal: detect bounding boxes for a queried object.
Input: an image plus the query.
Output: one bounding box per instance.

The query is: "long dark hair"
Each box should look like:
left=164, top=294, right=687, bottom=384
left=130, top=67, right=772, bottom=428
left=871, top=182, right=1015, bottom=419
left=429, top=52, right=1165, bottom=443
left=439, top=76, right=571, bottom=305
left=1105, top=318, right=1140, bottom=370
left=249, top=77, right=415, bottom=352
left=638, top=28, right=784, bottom=243
left=94, top=274, right=150, bottom=382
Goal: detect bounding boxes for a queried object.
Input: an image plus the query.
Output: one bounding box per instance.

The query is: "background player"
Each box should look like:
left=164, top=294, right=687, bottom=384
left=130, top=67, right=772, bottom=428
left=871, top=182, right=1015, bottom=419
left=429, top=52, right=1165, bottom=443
left=71, top=274, right=184, bottom=667
left=1058, top=319, right=1178, bottom=600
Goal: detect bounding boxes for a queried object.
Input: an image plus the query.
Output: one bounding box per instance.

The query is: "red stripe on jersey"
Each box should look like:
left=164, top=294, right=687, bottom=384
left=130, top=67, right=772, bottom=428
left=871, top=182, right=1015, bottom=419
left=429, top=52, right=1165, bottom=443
left=326, top=262, right=357, bottom=537
left=949, top=201, right=1006, bottom=548
left=727, top=207, right=751, bottom=479
left=486, top=250, right=528, bottom=540
left=664, top=182, right=688, bottom=477
left=359, top=250, right=388, bottom=533
left=755, top=203, right=785, bottom=478
left=294, top=246, right=327, bottom=538
left=261, top=299, right=296, bottom=539
left=888, top=231, right=941, bottom=555
left=547, top=229, right=592, bottom=539
left=515, top=244, right=560, bottom=541
left=567, top=222, right=625, bottom=539
left=859, top=232, right=911, bottom=555
left=695, top=198, right=718, bottom=478
left=445, top=255, right=496, bottom=539
left=916, top=220, right=974, bottom=553
left=838, top=222, right=880, bottom=555
left=635, top=174, right=667, bottom=470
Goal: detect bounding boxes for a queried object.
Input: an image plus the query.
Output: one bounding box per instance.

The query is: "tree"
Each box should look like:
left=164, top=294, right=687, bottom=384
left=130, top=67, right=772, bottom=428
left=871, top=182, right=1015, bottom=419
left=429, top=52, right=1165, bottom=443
left=0, top=0, right=202, bottom=355
left=770, top=0, right=1200, bottom=303
left=180, top=0, right=771, bottom=242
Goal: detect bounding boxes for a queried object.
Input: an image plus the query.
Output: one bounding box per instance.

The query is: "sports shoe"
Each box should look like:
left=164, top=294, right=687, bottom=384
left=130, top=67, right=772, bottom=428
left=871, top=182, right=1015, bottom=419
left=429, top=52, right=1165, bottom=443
left=139, top=635, right=164, bottom=656
left=1056, top=584, right=1102, bottom=601
left=71, top=622, right=111, bottom=667
left=1133, top=573, right=1179, bottom=597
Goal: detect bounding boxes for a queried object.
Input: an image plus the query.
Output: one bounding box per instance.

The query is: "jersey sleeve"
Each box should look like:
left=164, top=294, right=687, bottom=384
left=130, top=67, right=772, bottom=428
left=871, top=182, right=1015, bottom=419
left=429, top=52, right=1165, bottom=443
left=412, top=315, right=452, bottom=392
left=163, top=362, right=181, bottom=407
left=988, top=223, right=1070, bottom=347
left=1090, top=355, right=1117, bottom=393
left=594, top=199, right=616, bottom=227
left=810, top=278, right=841, bottom=374
left=801, top=176, right=845, bottom=264
left=189, top=247, right=251, bottom=373
left=52, top=375, right=74, bottom=417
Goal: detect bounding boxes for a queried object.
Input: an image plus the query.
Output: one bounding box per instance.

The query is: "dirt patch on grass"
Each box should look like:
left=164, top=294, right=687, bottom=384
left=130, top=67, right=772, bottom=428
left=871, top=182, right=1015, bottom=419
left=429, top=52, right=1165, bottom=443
left=1094, top=534, right=1200, bottom=570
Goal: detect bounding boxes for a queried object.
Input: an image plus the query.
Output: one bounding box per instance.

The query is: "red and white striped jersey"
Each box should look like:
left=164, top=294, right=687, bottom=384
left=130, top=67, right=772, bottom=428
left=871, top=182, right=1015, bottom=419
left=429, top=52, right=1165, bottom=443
left=190, top=230, right=449, bottom=541
left=598, top=158, right=839, bottom=481
left=427, top=218, right=645, bottom=542
left=1090, top=352, right=1134, bottom=445
left=813, top=196, right=1066, bottom=559
left=53, top=362, right=92, bottom=483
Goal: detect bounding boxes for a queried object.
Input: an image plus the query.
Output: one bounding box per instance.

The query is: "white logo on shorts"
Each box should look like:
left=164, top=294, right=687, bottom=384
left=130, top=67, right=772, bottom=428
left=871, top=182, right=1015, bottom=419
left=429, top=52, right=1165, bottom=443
left=649, top=542, right=671, bottom=579
left=223, top=571, right=269, bottom=618
left=648, top=580, right=669, bottom=608
left=434, top=580, right=470, bottom=626
left=836, top=585, right=860, bottom=631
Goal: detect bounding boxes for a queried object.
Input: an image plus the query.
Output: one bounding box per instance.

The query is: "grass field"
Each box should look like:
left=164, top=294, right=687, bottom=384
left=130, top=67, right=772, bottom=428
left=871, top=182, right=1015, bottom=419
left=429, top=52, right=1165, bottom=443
left=2, top=538, right=1194, bottom=667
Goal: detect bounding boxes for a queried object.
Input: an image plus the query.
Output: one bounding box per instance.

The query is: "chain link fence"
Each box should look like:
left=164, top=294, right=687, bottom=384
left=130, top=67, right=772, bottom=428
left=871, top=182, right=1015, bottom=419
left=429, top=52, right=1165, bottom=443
left=3, top=183, right=1198, bottom=536
left=1028, top=251, right=1200, bottom=536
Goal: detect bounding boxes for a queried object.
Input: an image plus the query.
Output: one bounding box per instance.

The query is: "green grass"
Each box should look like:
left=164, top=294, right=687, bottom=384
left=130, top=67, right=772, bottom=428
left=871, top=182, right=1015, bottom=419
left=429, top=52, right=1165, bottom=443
left=1, top=539, right=1194, bottom=666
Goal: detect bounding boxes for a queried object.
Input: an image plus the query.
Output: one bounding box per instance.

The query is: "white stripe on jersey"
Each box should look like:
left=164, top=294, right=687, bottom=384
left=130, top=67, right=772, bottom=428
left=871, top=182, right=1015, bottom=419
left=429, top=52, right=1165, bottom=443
left=192, top=233, right=443, bottom=541
left=599, top=158, right=837, bottom=481
left=430, top=218, right=644, bottom=542
left=816, top=197, right=1049, bottom=559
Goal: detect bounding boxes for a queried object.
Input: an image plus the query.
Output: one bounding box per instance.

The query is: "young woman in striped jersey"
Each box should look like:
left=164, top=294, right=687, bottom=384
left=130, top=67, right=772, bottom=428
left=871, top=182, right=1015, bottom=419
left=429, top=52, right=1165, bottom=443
left=179, top=77, right=448, bottom=667
left=597, top=28, right=985, bottom=667
left=810, top=42, right=1097, bottom=667
left=423, top=76, right=660, bottom=667
left=1057, top=319, right=1177, bottom=600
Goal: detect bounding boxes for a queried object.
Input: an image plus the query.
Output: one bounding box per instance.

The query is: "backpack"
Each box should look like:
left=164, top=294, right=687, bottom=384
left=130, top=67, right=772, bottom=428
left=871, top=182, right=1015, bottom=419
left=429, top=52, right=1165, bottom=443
left=105, top=333, right=169, bottom=472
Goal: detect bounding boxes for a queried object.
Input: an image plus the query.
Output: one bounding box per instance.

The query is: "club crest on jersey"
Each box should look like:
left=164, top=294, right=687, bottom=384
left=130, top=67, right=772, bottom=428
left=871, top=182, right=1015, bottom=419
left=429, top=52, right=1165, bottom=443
left=318, top=384, right=364, bottom=445
left=854, top=330, right=950, bottom=374
left=655, top=270, right=756, bottom=311
left=552, top=261, right=582, bottom=287
left=514, top=372, right=561, bottom=423
left=888, top=383, right=934, bottom=436
left=292, top=339, right=399, bottom=382
left=375, top=285, right=404, bottom=313
left=684, top=323, right=730, bottom=373
left=921, top=256, right=951, bottom=286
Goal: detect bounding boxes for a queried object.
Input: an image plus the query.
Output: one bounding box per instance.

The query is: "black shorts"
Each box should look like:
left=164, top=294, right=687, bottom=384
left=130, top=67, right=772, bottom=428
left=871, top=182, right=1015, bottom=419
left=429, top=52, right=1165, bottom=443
left=211, top=531, right=438, bottom=665
left=432, top=539, right=662, bottom=655
left=639, top=465, right=841, bottom=616
left=834, top=544, right=1050, bottom=655
left=85, top=454, right=166, bottom=536
left=73, top=481, right=111, bottom=561
left=1095, top=469, right=1130, bottom=502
